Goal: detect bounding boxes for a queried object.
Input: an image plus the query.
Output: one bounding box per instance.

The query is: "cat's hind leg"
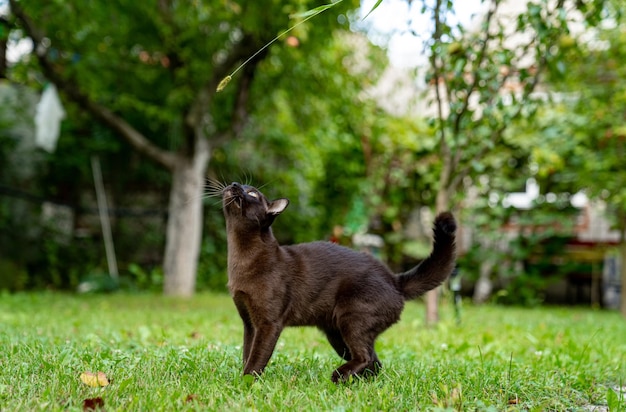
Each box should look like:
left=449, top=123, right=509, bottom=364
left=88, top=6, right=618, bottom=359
left=330, top=333, right=375, bottom=382
left=365, top=349, right=382, bottom=375
left=330, top=313, right=382, bottom=383
left=331, top=342, right=383, bottom=382
left=322, top=327, right=351, bottom=361
left=330, top=292, right=400, bottom=382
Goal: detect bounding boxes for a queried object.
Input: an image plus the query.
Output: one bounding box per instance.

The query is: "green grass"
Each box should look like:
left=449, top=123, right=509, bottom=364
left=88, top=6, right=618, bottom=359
left=1, top=292, right=625, bottom=411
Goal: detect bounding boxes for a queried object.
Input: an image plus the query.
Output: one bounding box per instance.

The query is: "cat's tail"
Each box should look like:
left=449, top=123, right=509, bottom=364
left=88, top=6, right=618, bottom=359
left=396, top=212, right=457, bottom=300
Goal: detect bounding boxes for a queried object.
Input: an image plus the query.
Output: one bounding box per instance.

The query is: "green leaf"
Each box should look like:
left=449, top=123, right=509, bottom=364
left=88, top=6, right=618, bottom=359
left=362, top=0, right=384, bottom=20
left=607, top=387, right=622, bottom=411
left=290, top=1, right=343, bottom=19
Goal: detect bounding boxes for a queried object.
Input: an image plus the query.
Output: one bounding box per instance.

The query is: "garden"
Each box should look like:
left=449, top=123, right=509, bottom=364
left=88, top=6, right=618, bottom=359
left=1, top=0, right=626, bottom=410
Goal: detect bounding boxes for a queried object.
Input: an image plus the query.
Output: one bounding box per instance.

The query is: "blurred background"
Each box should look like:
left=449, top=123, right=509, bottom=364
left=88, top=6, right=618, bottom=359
left=0, top=0, right=624, bottom=312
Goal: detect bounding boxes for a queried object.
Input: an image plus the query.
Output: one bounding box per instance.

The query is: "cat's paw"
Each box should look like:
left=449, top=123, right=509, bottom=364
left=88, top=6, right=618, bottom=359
left=331, top=369, right=343, bottom=383
left=331, top=369, right=351, bottom=384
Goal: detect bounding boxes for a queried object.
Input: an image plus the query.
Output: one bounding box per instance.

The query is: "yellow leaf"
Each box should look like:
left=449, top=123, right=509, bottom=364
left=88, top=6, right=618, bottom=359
left=80, top=371, right=110, bottom=387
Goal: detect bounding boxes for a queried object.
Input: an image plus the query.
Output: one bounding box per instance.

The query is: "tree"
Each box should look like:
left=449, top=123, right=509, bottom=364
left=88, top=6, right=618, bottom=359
left=390, top=0, right=605, bottom=323
left=7, top=0, right=357, bottom=296
left=547, top=0, right=626, bottom=316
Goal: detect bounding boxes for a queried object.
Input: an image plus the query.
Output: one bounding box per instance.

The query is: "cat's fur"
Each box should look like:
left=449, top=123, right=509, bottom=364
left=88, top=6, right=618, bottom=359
left=220, top=181, right=456, bottom=382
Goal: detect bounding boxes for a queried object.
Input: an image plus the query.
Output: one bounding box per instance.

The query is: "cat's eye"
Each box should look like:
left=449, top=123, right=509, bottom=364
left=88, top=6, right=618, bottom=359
left=247, top=191, right=259, bottom=198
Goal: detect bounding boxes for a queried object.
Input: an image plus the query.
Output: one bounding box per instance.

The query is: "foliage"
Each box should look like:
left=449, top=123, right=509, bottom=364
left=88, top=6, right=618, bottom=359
left=6, top=0, right=374, bottom=295
left=212, top=27, right=390, bottom=242
left=1, top=293, right=625, bottom=410
left=418, top=0, right=591, bottom=210
left=217, top=20, right=445, bottom=264
left=540, top=0, right=626, bottom=315
left=202, top=25, right=399, bottom=289
left=196, top=212, right=228, bottom=292
left=498, top=232, right=578, bottom=307
left=371, top=0, right=609, bottom=310
left=5, top=0, right=393, bottom=293
left=459, top=99, right=597, bottom=305
left=3, top=0, right=625, bottom=301
left=549, top=0, right=626, bottom=228
left=355, top=0, right=602, bottom=320
left=461, top=198, right=582, bottom=306
left=0, top=111, right=170, bottom=291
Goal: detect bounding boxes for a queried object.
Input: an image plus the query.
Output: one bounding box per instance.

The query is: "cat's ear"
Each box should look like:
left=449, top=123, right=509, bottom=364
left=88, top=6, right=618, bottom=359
left=267, top=198, right=289, bottom=215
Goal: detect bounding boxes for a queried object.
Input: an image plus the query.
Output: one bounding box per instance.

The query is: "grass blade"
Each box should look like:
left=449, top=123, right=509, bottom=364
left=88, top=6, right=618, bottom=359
left=362, top=0, right=384, bottom=20
left=290, top=1, right=343, bottom=19
left=217, top=0, right=344, bottom=92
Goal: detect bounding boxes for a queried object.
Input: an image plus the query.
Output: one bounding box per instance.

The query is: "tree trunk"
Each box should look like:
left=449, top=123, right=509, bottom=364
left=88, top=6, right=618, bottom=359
left=0, top=37, right=7, bottom=79
left=473, top=259, right=495, bottom=304
left=620, top=233, right=626, bottom=319
left=163, top=138, right=210, bottom=296
left=425, top=287, right=440, bottom=326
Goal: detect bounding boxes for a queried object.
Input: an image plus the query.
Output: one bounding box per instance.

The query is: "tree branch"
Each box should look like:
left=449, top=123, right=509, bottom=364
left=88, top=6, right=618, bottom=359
left=449, top=0, right=500, bottom=176
left=451, top=0, right=499, bottom=138
left=448, top=0, right=569, bottom=193
left=430, top=0, right=452, bottom=189
left=9, top=0, right=177, bottom=170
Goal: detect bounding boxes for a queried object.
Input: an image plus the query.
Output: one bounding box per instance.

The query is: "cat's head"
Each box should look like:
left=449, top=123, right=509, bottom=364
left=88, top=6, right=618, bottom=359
left=222, top=182, right=289, bottom=230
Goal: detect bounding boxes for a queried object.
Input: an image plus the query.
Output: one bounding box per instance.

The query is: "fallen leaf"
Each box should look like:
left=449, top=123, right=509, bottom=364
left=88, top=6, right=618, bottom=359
left=80, top=371, right=110, bottom=387
left=451, top=386, right=462, bottom=402
left=83, top=397, right=105, bottom=411
left=185, top=394, right=198, bottom=403
left=430, top=392, right=440, bottom=405
left=508, top=396, right=519, bottom=405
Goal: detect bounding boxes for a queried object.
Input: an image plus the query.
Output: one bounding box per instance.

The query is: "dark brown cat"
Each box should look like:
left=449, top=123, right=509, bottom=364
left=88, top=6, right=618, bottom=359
left=219, top=181, right=456, bottom=382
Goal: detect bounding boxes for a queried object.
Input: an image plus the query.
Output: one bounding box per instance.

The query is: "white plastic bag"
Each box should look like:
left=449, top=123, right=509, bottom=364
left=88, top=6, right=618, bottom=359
left=35, top=84, right=65, bottom=153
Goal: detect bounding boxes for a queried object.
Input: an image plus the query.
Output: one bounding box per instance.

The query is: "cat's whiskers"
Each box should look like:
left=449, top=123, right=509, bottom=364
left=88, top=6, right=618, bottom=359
left=205, top=178, right=226, bottom=193
left=239, top=171, right=253, bottom=187
left=256, top=180, right=276, bottom=192
left=192, top=178, right=228, bottom=206
left=175, top=178, right=232, bottom=209
left=205, top=197, right=225, bottom=207
left=202, top=189, right=224, bottom=199
left=222, top=194, right=241, bottom=210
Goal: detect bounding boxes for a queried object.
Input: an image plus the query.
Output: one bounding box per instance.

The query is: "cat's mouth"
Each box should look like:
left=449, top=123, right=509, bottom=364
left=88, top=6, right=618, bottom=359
left=223, top=186, right=244, bottom=210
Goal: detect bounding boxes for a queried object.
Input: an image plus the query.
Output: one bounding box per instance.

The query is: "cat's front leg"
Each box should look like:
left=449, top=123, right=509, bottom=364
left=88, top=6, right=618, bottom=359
left=233, top=295, right=254, bottom=365
left=241, top=320, right=254, bottom=365
left=243, top=322, right=283, bottom=377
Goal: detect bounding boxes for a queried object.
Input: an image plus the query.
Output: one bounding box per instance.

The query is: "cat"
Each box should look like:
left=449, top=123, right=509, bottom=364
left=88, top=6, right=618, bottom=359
left=216, top=181, right=456, bottom=383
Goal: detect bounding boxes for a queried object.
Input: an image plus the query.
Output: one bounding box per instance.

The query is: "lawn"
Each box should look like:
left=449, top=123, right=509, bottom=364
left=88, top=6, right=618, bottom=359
left=0, top=292, right=624, bottom=411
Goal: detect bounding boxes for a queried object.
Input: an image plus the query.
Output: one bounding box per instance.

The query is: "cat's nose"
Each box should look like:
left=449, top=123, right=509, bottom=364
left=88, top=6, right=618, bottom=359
left=231, top=182, right=241, bottom=188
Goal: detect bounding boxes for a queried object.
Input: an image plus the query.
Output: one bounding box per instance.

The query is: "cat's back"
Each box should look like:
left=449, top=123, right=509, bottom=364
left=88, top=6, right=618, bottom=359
left=283, top=241, right=392, bottom=276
